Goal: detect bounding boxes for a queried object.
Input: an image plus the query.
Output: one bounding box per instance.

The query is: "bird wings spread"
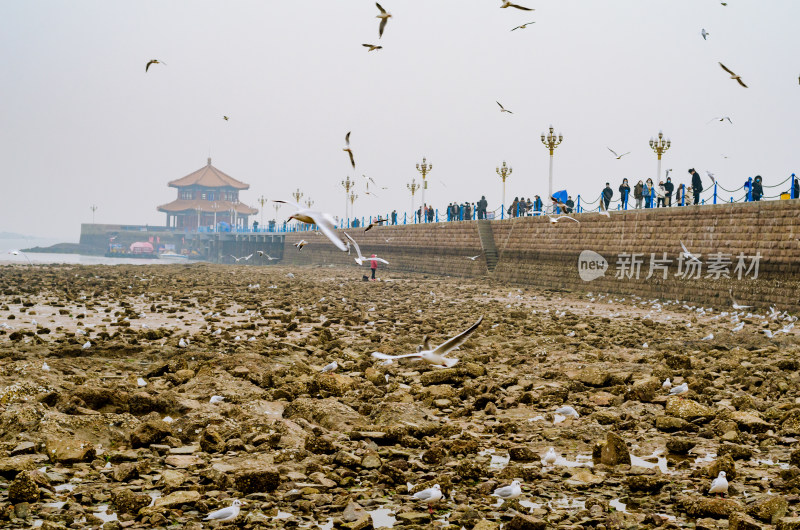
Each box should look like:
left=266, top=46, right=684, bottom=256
left=432, top=316, right=483, bottom=356
left=719, top=62, right=735, bottom=75
left=317, top=215, right=347, bottom=251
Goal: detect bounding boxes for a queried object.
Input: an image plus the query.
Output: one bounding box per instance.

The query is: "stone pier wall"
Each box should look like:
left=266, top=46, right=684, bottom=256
left=279, top=200, right=800, bottom=311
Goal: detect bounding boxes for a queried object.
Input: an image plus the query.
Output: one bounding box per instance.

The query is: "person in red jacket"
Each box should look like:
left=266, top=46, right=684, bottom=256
left=370, top=254, right=378, bottom=280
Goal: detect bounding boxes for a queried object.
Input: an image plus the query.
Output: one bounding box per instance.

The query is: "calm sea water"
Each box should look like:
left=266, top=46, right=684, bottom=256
left=1, top=252, right=174, bottom=266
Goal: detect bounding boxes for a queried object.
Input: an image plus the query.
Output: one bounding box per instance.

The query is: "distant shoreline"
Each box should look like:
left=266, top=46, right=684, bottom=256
left=23, top=242, right=100, bottom=255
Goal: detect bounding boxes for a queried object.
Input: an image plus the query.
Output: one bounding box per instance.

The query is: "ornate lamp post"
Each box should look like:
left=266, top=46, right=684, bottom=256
left=291, top=188, right=303, bottom=204
left=90, top=204, right=98, bottom=224
left=540, top=126, right=563, bottom=201
left=496, top=161, right=512, bottom=207
left=196, top=207, right=202, bottom=230
left=415, top=157, right=433, bottom=208
left=304, top=197, right=314, bottom=209
left=407, top=178, right=421, bottom=215
left=340, top=176, right=355, bottom=221
left=649, top=130, right=671, bottom=184
left=348, top=192, right=358, bottom=225
left=257, top=195, right=268, bottom=228
left=212, top=201, right=218, bottom=232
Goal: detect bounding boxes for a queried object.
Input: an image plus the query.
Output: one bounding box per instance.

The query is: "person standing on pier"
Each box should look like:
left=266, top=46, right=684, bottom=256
left=478, top=196, right=488, bottom=219
left=602, top=183, right=613, bottom=211
left=370, top=254, right=378, bottom=280
left=689, top=168, right=703, bottom=205
left=752, top=175, right=764, bottom=201
left=664, top=177, right=675, bottom=207
left=565, top=196, right=574, bottom=213
left=634, top=180, right=644, bottom=209
left=619, top=179, right=630, bottom=209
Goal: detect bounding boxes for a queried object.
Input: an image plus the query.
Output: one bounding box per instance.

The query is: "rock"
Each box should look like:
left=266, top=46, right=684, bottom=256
left=284, top=397, right=366, bottom=431
left=730, top=411, right=771, bottom=434
left=666, top=436, right=696, bottom=454
left=683, top=497, right=742, bottom=518
left=655, top=416, right=690, bottom=432
left=707, top=454, right=737, bottom=480
left=781, top=410, right=800, bottom=436
left=153, top=490, right=200, bottom=508
left=575, top=366, right=610, bottom=387
left=665, top=398, right=715, bottom=421
left=164, top=455, right=202, bottom=469
left=419, top=362, right=485, bottom=386
left=729, top=512, right=765, bottom=530
left=111, top=462, right=139, bottom=482
left=791, top=448, right=800, bottom=468
left=199, top=426, right=226, bottom=454
left=305, top=434, right=337, bottom=454
left=235, top=466, right=280, bottom=493
left=0, top=455, right=39, bottom=479
left=509, top=446, right=539, bottom=462
left=396, top=512, right=432, bottom=524
left=718, top=444, right=754, bottom=460
left=360, top=451, right=382, bottom=469
left=334, top=450, right=362, bottom=469
left=10, top=441, right=36, bottom=456
left=156, top=469, right=186, bottom=492
left=342, top=501, right=367, bottom=523
left=422, top=445, right=448, bottom=465
left=456, top=459, right=484, bottom=480
left=777, top=518, right=800, bottom=530
left=506, top=513, right=547, bottom=530
left=129, top=420, right=172, bottom=448
left=111, top=488, right=151, bottom=514
left=747, top=495, right=788, bottom=524
left=625, top=475, right=669, bottom=493
left=316, top=373, right=356, bottom=396
left=342, top=513, right=373, bottom=530
left=9, top=471, right=39, bottom=503
left=45, top=438, right=95, bottom=464
left=625, top=378, right=662, bottom=403
left=474, top=521, right=500, bottom=530
left=592, top=432, right=631, bottom=466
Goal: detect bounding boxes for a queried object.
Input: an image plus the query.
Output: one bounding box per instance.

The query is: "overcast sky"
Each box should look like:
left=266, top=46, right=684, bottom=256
left=1, top=1, right=798, bottom=241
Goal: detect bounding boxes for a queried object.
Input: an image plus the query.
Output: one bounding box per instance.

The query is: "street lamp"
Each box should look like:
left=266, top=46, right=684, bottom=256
left=291, top=188, right=303, bottom=204
left=90, top=204, right=98, bottom=224
left=415, top=157, right=433, bottom=209
left=212, top=202, right=218, bottom=232
left=349, top=191, right=358, bottom=225
left=257, top=195, right=268, bottom=228
left=341, top=176, right=355, bottom=221
left=649, top=130, right=671, bottom=184
left=407, top=178, right=421, bottom=215
left=540, top=125, right=563, bottom=201
left=196, top=207, right=202, bottom=231
left=304, top=197, right=314, bottom=209
left=496, top=161, right=512, bottom=207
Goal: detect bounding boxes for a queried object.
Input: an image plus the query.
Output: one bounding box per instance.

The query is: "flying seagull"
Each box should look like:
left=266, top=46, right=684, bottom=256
left=343, top=232, right=389, bottom=266
left=466, top=255, right=481, bottom=261
left=223, top=116, right=229, bottom=121
left=547, top=215, right=579, bottom=224
left=511, top=21, right=535, bottom=31
left=364, top=218, right=388, bottom=232
left=719, top=62, right=748, bottom=88
left=500, top=0, right=534, bottom=11
left=230, top=254, right=253, bottom=262
left=496, top=101, right=513, bottom=114
left=343, top=131, right=355, bottom=169
left=362, top=44, right=383, bottom=51
left=375, top=3, right=392, bottom=38
left=371, top=316, right=483, bottom=368
left=701, top=29, right=710, bottom=40
left=8, top=250, right=32, bottom=264
left=145, top=59, right=165, bottom=72
left=256, top=250, right=278, bottom=260
left=706, top=171, right=716, bottom=184
left=204, top=500, right=242, bottom=522
left=607, top=147, right=630, bottom=159
left=729, top=289, right=752, bottom=310
left=707, top=116, right=732, bottom=124
left=294, top=240, right=308, bottom=251
left=274, top=200, right=348, bottom=251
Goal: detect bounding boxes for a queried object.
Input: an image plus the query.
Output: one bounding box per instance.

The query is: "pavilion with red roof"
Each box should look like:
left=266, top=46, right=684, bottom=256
left=157, top=158, right=258, bottom=230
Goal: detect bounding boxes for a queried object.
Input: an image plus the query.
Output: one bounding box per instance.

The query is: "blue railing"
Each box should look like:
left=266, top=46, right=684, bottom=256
left=186, top=173, right=797, bottom=234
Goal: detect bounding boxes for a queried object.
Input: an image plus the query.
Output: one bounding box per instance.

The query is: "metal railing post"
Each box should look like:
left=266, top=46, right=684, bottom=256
left=713, top=182, right=718, bottom=205
left=746, top=177, right=753, bottom=202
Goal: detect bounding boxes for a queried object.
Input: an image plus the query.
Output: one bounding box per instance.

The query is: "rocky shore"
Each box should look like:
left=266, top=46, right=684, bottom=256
left=0, top=263, right=798, bottom=529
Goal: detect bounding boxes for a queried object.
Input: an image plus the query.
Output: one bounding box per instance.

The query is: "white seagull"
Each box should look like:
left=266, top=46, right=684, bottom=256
left=662, top=378, right=672, bottom=389
left=294, top=240, right=308, bottom=251
left=343, top=232, right=389, bottom=266
left=719, top=62, right=748, bottom=88
left=178, top=338, right=187, bottom=348
left=492, top=480, right=522, bottom=500
left=412, top=484, right=442, bottom=514
left=204, top=499, right=242, bottom=522
left=210, top=395, right=225, bottom=404
left=547, top=215, right=579, bottom=224
left=466, top=255, right=481, bottom=260
left=669, top=382, right=688, bottom=396
left=701, top=28, right=710, bottom=40
left=729, top=290, right=751, bottom=310
left=543, top=448, right=557, bottom=465
left=82, top=341, right=91, bottom=349
left=555, top=406, right=579, bottom=418
left=274, top=200, right=347, bottom=251
left=371, top=316, right=483, bottom=368
left=230, top=254, right=253, bottom=263
left=375, top=3, right=392, bottom=39
left=321, top=361, right=338, bottom=373
left=607, top=147, right=630, bottom=159
left=256, top=251, right=278, bottom=260
left=709, top=471, right=728, bottom=497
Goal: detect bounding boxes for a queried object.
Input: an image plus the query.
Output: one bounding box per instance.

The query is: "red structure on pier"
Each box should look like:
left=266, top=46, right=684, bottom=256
left=157, top=158, right=258, bottom=230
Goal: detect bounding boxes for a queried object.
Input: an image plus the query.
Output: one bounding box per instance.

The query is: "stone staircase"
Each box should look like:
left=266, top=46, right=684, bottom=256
left=476, top=220, right=499, bottom=272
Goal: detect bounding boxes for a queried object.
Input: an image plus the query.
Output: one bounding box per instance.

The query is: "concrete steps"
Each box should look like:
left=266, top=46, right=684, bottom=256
left=477, top=220, right=499, bottom=272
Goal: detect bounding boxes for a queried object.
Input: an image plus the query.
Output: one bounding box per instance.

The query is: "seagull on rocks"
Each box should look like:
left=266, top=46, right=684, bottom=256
left=210, top=395, right=225, bottom=404
left=274, top=200, right=347, bottom=251
left=412, top=484, right=442, bottom=514
left=662, top=378, right=672, bottom=389
left=204, top=499, right=242, bottom=522
left=82, top=341, right=91, bottom=349
left=709, top=471, right=728, bottom=497
left=731, top=321, right=745, bottom=332
left=371, top=316, right=483, bottom=368
left=42, top=362, right=50, bottom=371
left=543, top=448, right=557, bottom=465
left=555, top=406, right=579, bottom=418
left=321, top=361, right=338, bottom=373
left=137, top=377, right=147, bottom=387
left=702, top=333, right=714, bottom=341
left=344, top=232, right=389, bottom=266
left=178, top=338, right=187, bottom=348
left=492, top=480, right=522, bottom=500
left=669, top=382, right=688, bottom=397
